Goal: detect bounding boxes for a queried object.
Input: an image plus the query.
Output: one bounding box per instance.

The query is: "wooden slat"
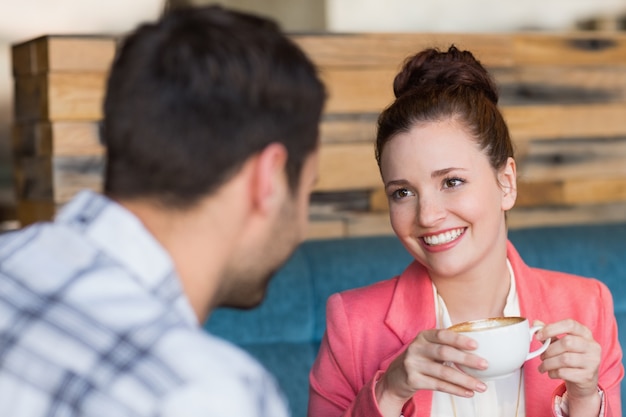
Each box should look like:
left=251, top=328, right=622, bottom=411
left=12, top=122, right=104, bottom=157
left=320, top=115, right=378, bottom=143
left=369, top=188, right=388, bottom=212
left=23, top=113, right=378, bottom=147
left=14, top=200, right=56, bottom=227
left=14, top=156, right=103, bottom=203
left=518, top=136, right=626, bottom=180
left=0, top=190, right=17, bottom=224
left=315, top=142, right=380, bottom=192
left=322, top=104, right=626, bottom=143
left=517, top=178, right=626, bottom=207
left=307, top=210, right=393, bottom=240
left=498, top=66, right=626, bottom=105
left=504, top=104, right=626, bottom=142
left=293, top=32, right=626, bottom=70
left=53, top=156, right=103, bottom=203
left=11, top=33, right=626, bottom=115
left=508, top=202, right=626, bottom=229
left=12, top=37, right=626, bottom=119
left=320, top=68, right=395, bottom=114
left=307, top=216, right=346, bottom=240
left=321, top=69, right=626, bottom=114
left=344, top=212, right=393, bottom=237
left=512, top=33, right=626, bottom=66
left=316, top=132, right=626, bottom=195
left=293, top=33, right=515, bottom=68
left=13, top=156, right=52, bottom=202
left=12, top=36, right=116, bottom=75
left=14, top=73, right=107, bottom=122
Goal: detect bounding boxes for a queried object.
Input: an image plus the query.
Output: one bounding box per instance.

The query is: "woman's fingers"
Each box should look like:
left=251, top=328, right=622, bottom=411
left=413, top=362, right=485, bottom=397
left=405, top=329, right=488, bottom=392
left=536, top=319, right=600, bottom=397
left=426, top=329, right=488, bottom=369
left=380, top=328, right=489, bottom=406
left=537, top=318, right=592, bottom=341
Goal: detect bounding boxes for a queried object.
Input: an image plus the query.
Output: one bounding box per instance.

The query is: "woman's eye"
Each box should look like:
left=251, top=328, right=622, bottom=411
left=391, top=188, right=414, bottom=199
left=443, top=177, right=464, bottom=189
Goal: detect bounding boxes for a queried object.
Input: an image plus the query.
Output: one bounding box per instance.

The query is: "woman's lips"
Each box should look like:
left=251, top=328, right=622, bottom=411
left=421, top=227, right=465, bottom=246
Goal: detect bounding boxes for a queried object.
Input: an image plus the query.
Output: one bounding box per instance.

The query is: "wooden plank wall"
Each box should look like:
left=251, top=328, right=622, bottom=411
left=9, top=33, right=626, bottom=239
left=11, top=36, right=112, bottom=225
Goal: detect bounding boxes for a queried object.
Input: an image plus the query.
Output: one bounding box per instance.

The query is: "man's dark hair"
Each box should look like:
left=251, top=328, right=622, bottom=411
left=102, top=5, right=326, bottom=207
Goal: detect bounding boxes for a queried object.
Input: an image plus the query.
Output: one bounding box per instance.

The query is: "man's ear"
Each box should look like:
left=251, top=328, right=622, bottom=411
left=249, top=143, right=289, bottom=213
left=499, top=157, right=517, bottom=211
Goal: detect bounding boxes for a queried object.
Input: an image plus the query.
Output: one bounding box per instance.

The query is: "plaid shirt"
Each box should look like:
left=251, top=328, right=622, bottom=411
left=0, top=191, right=289, bottom=417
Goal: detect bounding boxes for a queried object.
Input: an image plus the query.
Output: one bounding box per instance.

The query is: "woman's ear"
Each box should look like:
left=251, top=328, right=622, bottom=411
left=499, top=157, right=517, bottom=211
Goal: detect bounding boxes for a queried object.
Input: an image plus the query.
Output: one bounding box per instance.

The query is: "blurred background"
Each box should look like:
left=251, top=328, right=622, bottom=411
left=1, top=0, right=626, bottom=228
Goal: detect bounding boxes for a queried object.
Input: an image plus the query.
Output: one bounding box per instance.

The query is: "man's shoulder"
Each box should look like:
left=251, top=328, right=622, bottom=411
left=0, top=221, right=117, bottom=319
left=157, top=327, right=267, bottom=375
left=146, top=329, right=290, bottom=417
left=0, top=299, right=288, bottom=417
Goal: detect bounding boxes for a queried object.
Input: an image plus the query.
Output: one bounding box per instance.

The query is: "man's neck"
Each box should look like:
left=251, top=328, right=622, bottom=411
left=118, top=197, right=243, bottom=323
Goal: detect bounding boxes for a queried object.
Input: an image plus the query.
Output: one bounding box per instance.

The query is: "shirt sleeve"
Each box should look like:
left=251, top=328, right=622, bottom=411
left=553, top=387, right=605, bottom=417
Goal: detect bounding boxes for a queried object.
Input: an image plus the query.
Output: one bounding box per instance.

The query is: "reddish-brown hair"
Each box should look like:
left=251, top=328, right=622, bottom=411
left=375, top=45, right=514, bottom=171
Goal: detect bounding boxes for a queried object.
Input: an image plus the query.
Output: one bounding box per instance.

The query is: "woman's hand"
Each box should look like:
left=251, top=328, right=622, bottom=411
left=536, top=319, right=602, bottom=416
left=375, top=328, right=488, bottom=417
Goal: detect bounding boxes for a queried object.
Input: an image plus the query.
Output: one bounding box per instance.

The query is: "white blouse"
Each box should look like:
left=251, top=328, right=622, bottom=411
left=431, top=260, right=526, bottom=417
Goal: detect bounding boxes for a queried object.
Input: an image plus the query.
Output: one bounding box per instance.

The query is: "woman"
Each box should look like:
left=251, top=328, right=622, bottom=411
left=308, top=46, right=623, bottom=417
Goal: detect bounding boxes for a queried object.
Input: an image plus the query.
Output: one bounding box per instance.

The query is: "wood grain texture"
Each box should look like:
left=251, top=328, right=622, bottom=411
left=315, top=142, right=380, bottom=191
left=512, top=33, right=626, bottom=66
left=14, top=73, right=107, bottom=122
left=14, top=200, right=56, bottom=227
left=292, top=33, right=514, bottom=68
left=12, top=122, right=104, bottom=157
left=14, top=155, right=103, bottom=203
left=9, top=32, right=626, bottom=236
left=12, top=36, right=116, bottom=75
left=292, top=32, right=626, bottom=68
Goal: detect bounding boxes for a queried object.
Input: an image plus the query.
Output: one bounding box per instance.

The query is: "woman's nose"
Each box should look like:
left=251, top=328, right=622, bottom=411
left=416, top=196, right=446, bottom=227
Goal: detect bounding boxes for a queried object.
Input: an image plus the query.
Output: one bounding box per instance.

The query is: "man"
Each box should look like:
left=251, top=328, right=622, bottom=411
left=0, top=5, right=325, bottom=416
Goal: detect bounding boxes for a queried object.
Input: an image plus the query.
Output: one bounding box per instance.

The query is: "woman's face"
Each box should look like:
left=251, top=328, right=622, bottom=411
left=380, top=118, right=516, bottom=279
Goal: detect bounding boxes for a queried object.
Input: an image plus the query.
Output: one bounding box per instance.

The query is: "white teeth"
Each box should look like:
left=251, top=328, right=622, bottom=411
left=423, top=228, right=464, bottom=246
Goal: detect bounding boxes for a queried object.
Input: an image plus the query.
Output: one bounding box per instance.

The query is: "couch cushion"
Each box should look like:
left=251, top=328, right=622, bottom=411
left=302, top=236, right=413, bottom=342
left=509, top=223, right=626, bottom=315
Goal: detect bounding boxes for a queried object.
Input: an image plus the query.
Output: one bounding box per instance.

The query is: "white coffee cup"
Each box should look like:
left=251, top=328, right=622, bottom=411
left=448, top=316, right=551, bottom=380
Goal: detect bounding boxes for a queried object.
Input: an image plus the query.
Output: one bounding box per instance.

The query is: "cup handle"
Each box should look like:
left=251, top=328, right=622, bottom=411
left=526, top=324, right=551, bottom=360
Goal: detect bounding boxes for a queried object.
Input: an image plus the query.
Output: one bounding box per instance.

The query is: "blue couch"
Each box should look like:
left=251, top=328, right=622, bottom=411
left=204, top=223, right=626, bottom=417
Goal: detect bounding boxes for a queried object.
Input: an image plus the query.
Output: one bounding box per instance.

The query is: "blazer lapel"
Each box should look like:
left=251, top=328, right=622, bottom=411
left=384, top=260, right=437, bottom=344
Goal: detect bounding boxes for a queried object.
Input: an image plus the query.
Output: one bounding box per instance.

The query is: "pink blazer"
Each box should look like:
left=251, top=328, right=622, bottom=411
left=308, top=241, right=623, bottom=417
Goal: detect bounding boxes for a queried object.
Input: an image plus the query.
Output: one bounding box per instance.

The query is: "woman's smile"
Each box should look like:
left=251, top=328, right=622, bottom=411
left=421, top=227, right=466, bottom=246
